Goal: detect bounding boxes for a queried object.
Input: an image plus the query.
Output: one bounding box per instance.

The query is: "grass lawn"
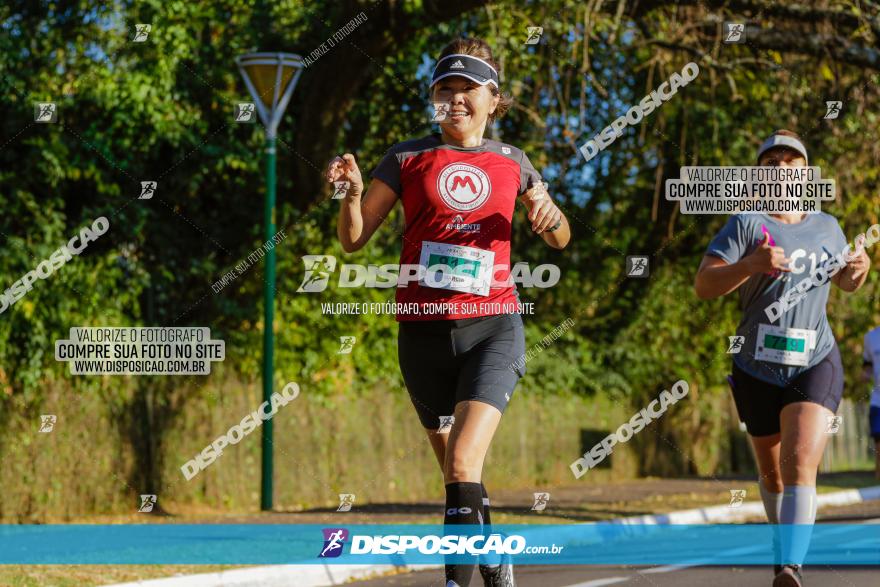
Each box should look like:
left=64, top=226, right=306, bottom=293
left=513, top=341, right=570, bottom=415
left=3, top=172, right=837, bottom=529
left=0, top=565, right=244, bottom=587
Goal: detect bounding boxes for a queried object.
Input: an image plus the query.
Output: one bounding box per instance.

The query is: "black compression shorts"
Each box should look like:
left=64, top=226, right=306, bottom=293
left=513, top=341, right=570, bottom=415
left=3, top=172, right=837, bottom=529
left=729, top=342, right=844, bottom=437
left=397, top=313, right=526, bottom=429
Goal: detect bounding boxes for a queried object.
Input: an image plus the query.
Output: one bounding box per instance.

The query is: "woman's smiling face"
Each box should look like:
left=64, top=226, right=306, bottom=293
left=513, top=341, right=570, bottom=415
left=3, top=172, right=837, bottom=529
left=431, top=76, right=499, bottom=135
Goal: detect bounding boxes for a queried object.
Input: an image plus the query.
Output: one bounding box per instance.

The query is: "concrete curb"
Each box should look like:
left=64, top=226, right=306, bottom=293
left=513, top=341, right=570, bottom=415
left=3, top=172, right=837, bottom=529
left=102, top=484, right=880, bottom=587
left=103, top=564, right=439, bottom=587
left=614, top=484, right=880, bottom=525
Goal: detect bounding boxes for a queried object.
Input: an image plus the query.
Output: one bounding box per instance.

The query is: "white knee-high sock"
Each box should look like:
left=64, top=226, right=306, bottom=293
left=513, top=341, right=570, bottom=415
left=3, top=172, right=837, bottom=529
left=759, top=482, right=783, bottom=523
left=759, top=481, right=783, bottom=566
left=780, top=485, right=817, bottom=566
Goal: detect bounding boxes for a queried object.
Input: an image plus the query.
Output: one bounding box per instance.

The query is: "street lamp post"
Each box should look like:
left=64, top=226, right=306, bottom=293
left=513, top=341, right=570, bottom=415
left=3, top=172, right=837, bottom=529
left=236, top=52, right=304, bottom=511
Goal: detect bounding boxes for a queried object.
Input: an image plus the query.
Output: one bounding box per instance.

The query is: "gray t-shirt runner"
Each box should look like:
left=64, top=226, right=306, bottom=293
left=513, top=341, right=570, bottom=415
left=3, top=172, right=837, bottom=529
left=706, top=213, right=848, bottom=386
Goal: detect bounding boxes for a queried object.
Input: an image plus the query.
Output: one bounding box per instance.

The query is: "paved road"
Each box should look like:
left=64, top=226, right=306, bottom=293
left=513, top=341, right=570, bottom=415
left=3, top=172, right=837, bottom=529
left=348, top=512, right=880, bottom=587
left=349, top=564, right=880, bottom=587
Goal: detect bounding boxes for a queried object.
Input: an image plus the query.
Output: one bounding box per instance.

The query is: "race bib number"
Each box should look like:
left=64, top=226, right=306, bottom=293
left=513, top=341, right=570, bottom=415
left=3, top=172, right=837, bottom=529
left=755, top=324, right=817, bottom=367
left=418, top=241, right=494, bottom=297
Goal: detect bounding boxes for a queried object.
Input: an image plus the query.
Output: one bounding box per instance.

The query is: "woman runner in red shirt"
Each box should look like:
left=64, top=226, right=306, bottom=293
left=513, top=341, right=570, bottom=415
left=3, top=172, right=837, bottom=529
left=326, top=37, right=570, bottom=587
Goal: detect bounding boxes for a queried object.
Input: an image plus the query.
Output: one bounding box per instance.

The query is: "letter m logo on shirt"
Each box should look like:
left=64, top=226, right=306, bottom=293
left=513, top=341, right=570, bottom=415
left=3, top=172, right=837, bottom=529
left=450, top=175, right=477, bottom=194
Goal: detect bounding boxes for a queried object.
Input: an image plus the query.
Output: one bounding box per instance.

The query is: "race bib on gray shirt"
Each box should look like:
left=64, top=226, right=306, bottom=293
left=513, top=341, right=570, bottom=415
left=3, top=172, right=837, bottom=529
left=706, top=213, right=847, bottom=385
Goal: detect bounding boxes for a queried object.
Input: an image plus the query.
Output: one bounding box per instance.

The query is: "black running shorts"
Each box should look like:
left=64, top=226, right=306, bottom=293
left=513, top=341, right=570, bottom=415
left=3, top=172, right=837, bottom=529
left=397, top=313, right=526, bottom=429
left=729, top=343, right=844, bottom=437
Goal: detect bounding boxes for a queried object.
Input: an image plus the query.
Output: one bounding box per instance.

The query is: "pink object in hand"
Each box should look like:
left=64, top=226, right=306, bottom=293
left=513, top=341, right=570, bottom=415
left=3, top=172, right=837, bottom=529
left=760, top=224, right=780, bottom=277
left=761, top=223, right=776, bottom=246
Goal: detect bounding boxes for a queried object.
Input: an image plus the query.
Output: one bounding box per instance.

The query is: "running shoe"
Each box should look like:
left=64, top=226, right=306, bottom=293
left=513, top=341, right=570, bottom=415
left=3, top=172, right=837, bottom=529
left=479, top=562, right=516, bottom=586
left=773, top=564, right=803, bottom=586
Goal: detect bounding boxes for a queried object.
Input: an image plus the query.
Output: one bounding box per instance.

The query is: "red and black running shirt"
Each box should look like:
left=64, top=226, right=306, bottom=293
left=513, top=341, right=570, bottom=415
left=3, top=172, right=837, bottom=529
left=370, top=133, right=543, bottom=322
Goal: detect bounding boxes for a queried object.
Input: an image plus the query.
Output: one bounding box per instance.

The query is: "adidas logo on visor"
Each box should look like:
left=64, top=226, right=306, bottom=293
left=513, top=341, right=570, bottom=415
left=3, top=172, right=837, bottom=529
left=450, top=60, right=465, bottom=69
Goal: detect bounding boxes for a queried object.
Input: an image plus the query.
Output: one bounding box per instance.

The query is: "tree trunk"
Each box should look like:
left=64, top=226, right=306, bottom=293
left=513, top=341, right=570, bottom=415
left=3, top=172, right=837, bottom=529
left=288, top=0, right=490, bottom=208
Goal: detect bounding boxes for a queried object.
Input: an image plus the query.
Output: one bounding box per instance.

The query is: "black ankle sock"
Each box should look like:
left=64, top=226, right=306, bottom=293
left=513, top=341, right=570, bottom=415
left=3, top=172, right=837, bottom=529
left=444, top=481, right=483, bottom=586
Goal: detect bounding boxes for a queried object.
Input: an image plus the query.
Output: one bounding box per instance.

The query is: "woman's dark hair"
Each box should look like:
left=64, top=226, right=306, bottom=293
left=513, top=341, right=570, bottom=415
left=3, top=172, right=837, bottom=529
left=436, top=37, right=513, bottom=125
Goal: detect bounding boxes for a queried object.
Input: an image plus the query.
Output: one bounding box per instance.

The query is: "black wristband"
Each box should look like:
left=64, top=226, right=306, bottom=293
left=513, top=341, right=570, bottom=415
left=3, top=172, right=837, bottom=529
left=545, top=218, right=563, bottom=233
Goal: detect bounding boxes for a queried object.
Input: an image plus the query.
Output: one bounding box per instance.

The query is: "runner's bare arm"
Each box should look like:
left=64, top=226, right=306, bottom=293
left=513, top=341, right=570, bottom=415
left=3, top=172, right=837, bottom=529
left=831, top=248, right=870, bottom=292
left=327, top=154, right=398, bottom=253
left=694, top=255, right=757, bottom=299
left=337, top=177, right=398, bottom=253
left=517, top=185, right=570, bottom=249
left=696, top=233, right=793, bottom=299
left=539, top=212, right=571, bottom=249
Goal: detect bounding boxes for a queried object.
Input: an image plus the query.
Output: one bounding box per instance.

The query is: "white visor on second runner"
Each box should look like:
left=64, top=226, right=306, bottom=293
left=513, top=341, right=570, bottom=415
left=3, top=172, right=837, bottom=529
left=757, top=134, right=808, bottom=165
